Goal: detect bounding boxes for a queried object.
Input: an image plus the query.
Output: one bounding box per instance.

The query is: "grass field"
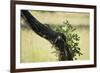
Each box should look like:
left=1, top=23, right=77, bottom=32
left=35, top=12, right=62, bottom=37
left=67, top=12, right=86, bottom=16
left=20, top=27, right=90, bottom=63
left=20, top=11, right=90, bottom=63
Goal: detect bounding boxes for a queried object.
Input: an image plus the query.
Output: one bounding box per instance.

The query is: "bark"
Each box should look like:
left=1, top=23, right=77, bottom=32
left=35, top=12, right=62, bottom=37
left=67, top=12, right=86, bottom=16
left=21, top=10, right=73, bottom=60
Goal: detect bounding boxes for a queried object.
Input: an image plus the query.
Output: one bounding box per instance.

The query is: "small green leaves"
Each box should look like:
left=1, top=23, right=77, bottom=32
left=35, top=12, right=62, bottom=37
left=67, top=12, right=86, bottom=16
left=53, top=19, right=83, bottom=60
left=46, top=19, right=83, bottom=60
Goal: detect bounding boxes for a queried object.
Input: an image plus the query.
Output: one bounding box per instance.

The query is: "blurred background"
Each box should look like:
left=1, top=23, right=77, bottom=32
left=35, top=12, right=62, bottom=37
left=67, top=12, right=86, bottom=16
left=20, top=10, right=90, bottom=63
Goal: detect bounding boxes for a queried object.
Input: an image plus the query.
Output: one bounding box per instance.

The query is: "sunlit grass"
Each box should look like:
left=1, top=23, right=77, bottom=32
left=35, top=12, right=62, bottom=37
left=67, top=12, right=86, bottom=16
left=75, top=27, right=90, bottom=60
left=20, top=27, right=89, bottom=63
left=20, top=11, right=90, bottom=63
left=20, top=29, right=58, bottom=63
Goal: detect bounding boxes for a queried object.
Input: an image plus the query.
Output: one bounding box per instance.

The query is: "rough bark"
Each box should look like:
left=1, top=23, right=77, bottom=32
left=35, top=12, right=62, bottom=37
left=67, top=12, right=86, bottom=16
left=21, top=10, right=73, bottom=60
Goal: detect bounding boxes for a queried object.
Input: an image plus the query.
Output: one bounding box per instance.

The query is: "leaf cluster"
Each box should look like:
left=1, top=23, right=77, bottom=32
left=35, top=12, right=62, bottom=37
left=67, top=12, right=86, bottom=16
left=54, top=20, right=83, bottom=60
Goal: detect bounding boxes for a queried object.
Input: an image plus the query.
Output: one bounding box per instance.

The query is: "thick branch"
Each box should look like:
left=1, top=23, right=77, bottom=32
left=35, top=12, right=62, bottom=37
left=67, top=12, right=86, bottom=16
left=21, top=10, right=73, bottom=60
